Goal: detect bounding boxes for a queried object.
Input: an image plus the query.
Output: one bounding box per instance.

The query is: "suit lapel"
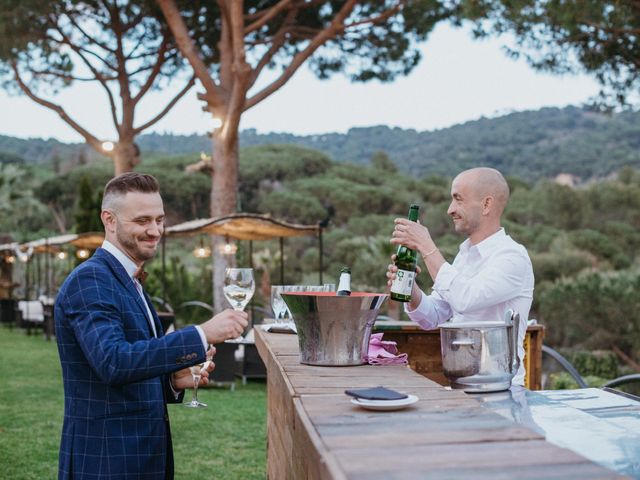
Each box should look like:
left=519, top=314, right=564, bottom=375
left=94, top=248, right=159, bottom=338
left=143, top=289, right=164, bottom=337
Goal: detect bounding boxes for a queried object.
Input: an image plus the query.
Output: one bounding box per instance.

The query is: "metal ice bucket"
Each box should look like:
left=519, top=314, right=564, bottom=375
left=439, top=310, right=520, bottom=393
left=281, top=292, right=388, bottom=366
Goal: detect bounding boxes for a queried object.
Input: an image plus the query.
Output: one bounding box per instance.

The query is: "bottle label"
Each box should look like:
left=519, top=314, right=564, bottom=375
left=337, top=273, right=351, bottom=295
left=390, top=269, right=415, bottom=296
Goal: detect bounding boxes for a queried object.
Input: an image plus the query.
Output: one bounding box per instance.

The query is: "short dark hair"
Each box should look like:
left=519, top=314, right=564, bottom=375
left=102, top=172, right=160, bottom=210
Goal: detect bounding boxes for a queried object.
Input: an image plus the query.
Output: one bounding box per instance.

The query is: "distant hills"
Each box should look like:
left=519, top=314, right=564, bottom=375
left=1, top=106, right=639, bottom=180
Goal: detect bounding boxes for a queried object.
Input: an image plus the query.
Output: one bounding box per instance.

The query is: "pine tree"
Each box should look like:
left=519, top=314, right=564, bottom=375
left=73, top=176, right=102, bottom=233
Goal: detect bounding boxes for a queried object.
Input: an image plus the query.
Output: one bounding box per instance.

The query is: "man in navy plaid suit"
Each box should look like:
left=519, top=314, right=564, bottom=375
left=55, top=173, right=248, bottom=479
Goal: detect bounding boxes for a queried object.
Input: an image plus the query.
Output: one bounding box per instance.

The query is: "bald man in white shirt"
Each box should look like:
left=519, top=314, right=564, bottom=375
left=387, top=167, right=534, bottom=386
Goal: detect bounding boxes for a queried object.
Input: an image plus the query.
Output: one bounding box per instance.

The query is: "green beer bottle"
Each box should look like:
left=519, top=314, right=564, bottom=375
left=390, top=204, right=420, bottom=302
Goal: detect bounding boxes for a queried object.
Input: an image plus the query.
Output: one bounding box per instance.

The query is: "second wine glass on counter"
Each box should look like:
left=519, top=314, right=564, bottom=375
left=223, top=268, right=255, bottom=341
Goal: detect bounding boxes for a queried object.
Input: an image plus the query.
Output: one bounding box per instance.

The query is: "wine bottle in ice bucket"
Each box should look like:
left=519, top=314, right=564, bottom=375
left=337, top=266, right=352, bottom=296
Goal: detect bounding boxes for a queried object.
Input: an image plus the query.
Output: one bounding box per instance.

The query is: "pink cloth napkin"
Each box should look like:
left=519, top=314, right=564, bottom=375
left=367, top=333, right=408, bottom=365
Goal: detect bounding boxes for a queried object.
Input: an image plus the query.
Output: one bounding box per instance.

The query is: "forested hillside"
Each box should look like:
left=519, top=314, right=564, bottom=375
left=2, top=142, right=640, bottom=386
left=242, top=106, right=640, bottom=180
left=2, top=106, right=639, bottom=180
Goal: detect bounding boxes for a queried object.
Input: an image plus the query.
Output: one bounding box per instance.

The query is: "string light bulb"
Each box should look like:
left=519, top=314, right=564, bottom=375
left=217, top=237, right=237, bottom=255
left=76, top=248, right=90, bottom=259
left=193, top=238, right=211, bottom=259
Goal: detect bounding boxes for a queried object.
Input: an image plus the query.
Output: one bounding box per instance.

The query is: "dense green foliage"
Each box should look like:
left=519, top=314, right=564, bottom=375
left=171, top=0, right=451, bottom=83
left=0, top=326, right=267, bottom=479
left=538, top=270, right=640, bottom=362
left=24, top=154, right=211, bottom=233
left=0, top=162, right=50, bottom=239
left=73, top=176, right=103, bottom=233
left=561, top=349, right=620, bottom=379
left=2, top=140, right=640, bottom=375
left=0, top=0, right=194, bottom=174
left=464, top=0, right=640, bottom=108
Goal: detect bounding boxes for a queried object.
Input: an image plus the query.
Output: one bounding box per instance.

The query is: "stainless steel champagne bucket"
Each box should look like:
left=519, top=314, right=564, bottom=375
left=439, top=310, right=520, bottom=393
left=281, top=292, right=388, bottom=366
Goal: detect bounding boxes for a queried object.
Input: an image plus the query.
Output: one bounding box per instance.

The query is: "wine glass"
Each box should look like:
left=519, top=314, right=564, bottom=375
left=223, top=268, right=255, bottom=340
left=203, top=345, right=214, bottom=371
left=270, top=285, right=288, bottom=324
left=305, top=285, right=324, bottom=292
left=279, top=285, right=305, bottom=327
left=184, top=364, right=207, bottom=408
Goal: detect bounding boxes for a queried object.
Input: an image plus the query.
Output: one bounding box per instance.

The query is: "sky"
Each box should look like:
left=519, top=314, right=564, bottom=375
left=0, top=23, right=602, bottom=144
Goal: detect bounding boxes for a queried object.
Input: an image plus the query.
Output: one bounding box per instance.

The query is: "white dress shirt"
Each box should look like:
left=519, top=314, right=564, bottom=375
left=101, top=241, right=208, bottom=349
left=406, top=228, right=534, bottom=386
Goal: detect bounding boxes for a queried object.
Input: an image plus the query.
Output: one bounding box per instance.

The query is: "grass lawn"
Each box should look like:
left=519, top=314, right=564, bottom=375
left=0, top=326, right=267, bottom=479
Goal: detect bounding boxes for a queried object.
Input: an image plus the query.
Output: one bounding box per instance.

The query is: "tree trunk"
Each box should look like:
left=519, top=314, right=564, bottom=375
left=48, top=203, right=67, bottom=233
left=112, top=141, right=141, bottom=176
left=210, top=125, right=240, bottom=312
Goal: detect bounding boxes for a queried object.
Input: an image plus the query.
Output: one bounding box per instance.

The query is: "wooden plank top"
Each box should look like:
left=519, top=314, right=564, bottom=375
left=256, top=329, right=624, bottom=479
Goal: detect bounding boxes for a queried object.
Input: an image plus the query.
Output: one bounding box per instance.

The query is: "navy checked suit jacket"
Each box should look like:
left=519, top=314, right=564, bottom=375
left=55, top=248, right=206, bottom=480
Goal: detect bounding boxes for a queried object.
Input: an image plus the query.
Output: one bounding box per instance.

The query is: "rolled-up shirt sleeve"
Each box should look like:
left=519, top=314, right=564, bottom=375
left=433, top=250, right=529, bottom=314
left=404, top=289, right=453, bottom=330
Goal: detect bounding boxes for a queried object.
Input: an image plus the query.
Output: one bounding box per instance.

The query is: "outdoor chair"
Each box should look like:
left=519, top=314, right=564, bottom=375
left=232, top=306, right=269, bottom=383
left=0, top=298, right=18, bottom=328
left=601, top=375, right=640, bottom=400
left=16, top=300, right=45, bottom=335
left=150, top=296, right=175, bottom=333
left=178, top=300, right=214, bottom=313
left=37, top=295, right=56, bottom=340
left=235, top=327, right=267, bottom=385
left=542, top=344, right=640, bottom=398
left=542, top=344, right=589, bottom=388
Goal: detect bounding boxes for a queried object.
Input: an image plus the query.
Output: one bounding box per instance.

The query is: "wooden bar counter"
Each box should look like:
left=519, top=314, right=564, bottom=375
left=255, top=329, right=619, bottom=479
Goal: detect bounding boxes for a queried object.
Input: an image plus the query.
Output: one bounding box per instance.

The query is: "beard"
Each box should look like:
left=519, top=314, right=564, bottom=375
left=115, top=222, right=158, bottom=263
left=452, top=214, right=480, bottom=236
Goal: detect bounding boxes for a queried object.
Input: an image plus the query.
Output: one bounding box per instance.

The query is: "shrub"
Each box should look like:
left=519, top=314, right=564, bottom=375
left=538, top=270, right=640, bottom=366
left=559, top=349, right=619, bottom=378
left=257, top=190, right=327, bottom=224
left=568, top=229, right=630, bottom=269
left=546, top=372, right=610, bottom=390
left=530, top=250, right=594, bottom=283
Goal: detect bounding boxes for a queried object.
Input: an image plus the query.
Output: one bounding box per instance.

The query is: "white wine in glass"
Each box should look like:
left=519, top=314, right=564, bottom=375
left=223, top=285, right=251, bottom=310
left=223, top=268, right=255, bottom=340
left=224, top=268, right=255, bottom=311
